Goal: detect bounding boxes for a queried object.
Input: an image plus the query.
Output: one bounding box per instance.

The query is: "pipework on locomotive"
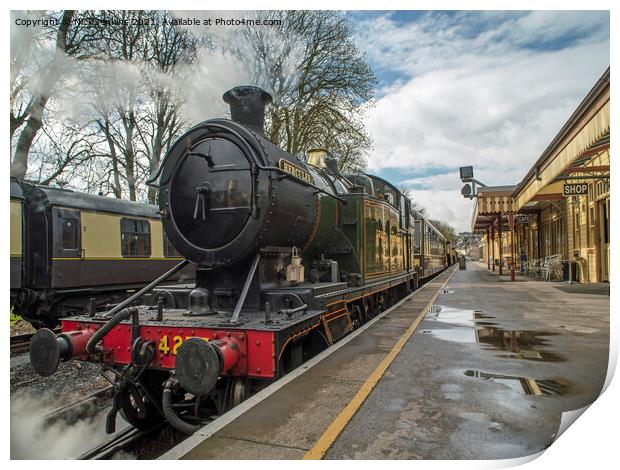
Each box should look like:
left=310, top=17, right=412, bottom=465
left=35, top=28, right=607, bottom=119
left=30, top=85, right=455, bottom=435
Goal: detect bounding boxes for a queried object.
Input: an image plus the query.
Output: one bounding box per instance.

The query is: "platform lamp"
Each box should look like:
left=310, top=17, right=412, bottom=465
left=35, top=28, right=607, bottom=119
left=459, top=166, right=487, bottom=200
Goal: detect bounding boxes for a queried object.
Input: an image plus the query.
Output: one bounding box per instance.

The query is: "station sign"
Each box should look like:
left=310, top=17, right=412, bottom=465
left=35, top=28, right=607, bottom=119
left=515, top=214, right=530, bottom=224
left=563, top=183, right=588, bottom=197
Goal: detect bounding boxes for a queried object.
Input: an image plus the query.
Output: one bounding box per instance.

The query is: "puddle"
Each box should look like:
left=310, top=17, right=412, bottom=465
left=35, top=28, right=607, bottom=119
left=428, top=328, right=476, bottom=343
left=424, top=306, right=564, bottom=362
left=464, top=370, right=570, bottom=396
left=427, top=306, right=475, bottom=326
left=474, top=312, right=495, bottom=320
left=475, top=327, right=564, bottom=362
left=552, top=325, right=599, bottom=335
left=427, top=305, right=443, bottom=314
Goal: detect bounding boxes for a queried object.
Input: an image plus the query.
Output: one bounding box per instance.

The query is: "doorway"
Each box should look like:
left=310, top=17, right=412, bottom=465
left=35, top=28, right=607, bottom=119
left=598, top=197, right=609, bottom=282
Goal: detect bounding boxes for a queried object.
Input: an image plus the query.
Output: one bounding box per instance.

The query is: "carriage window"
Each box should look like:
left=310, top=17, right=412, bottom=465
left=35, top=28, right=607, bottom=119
left=414, top=220, right=421, bottom=254
left=163, top=230, right=179, bottom=257
left=121, top=218, right=151, bottom=257
left=62, top=218, right=79, bottom=250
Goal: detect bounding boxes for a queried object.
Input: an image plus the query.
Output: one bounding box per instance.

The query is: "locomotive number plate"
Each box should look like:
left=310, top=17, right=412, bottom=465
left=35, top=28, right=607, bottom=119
left=158, top=335, right=209, bottom=356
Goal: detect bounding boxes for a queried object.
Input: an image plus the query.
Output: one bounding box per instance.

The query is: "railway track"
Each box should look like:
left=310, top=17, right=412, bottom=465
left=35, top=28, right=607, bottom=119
left=43, top=386, right=114, bottom=426
left=10, top=332, right=35, bottom=355
left=11, top=329, right=60, bottom=355
left=77, top=424, right=165, bottom=460
left=77, top=420, right=192, bottom=459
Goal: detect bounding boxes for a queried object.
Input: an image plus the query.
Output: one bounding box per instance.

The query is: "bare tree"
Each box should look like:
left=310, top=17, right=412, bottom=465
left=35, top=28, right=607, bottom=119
left=80, top=10, right=196, bottom=201
left=13, top=10, right=376, bottom=202
left=429, top=219, right=457, bottom=242
left=34, top=122, right=101, bottom=188
left=398, top=186, right=427, bottom=215
left=11, top=10, right=79, bottom=178
left=137, top=11, right=197, bottom=203
left=240, top=11, right=376, bottom=170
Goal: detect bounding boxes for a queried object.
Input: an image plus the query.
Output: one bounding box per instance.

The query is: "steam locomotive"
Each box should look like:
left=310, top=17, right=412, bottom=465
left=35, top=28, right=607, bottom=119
left=29, top=86, right=455, bottom=435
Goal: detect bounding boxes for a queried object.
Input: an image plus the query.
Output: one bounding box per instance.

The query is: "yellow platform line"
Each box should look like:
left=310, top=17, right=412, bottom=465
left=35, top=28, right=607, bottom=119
left=303, top=267, right=456, bottom=460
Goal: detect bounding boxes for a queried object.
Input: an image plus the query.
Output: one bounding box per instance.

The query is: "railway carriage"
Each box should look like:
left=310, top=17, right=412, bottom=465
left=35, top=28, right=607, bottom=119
left=10, top=179, right=194, bottom=328
left=30, top=86, right=452, bottom=435
left=413, top=213, right=448, bottom=277
left=10, top=179, right=25, bottom=292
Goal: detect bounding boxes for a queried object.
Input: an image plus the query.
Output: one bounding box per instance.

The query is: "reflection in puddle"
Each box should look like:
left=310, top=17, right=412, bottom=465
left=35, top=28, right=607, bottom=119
left=428, top=305, right=443, bottom=314
left=429, top=328, right=476, bottom=343
left=428, top=306, right=475, bottom=326
left=464, top=370, right=570, bottom=396
left=476, top=327, right=564, bottom=362
left=425, top=305, right=564, bottom=362
left=474, top=312, right=494, bottom=320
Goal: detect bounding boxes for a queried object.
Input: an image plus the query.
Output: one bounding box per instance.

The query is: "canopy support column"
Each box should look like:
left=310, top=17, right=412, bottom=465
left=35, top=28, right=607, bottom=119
left=491, top=223, right=495, bottom=272
left=486, top=226, right=491, bottom=270
left=497, top=213, right=503, bottom=275
left=509, top=212, right=515, bottom=281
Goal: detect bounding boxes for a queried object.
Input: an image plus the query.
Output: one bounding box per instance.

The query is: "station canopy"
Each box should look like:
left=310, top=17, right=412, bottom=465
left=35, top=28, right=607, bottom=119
left=471, top=67, right=610, bottom=232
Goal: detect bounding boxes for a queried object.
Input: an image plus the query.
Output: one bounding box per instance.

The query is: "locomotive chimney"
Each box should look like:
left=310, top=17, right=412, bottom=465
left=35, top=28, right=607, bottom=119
left=223, top=86, right=272, bottom=136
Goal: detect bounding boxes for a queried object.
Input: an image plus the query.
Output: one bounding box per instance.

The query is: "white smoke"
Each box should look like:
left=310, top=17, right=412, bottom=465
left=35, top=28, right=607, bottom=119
left=171, top=10, right=305, bottom=108
left=176, top=49, right=250, bottom=122
left=10, top=393, right=125, bottom=459
left=12, top=9, right=307, bottom=194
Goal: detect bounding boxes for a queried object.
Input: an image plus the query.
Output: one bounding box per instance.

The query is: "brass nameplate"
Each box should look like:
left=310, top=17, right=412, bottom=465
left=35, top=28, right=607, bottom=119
left=278, top=159, right=313, bottom=184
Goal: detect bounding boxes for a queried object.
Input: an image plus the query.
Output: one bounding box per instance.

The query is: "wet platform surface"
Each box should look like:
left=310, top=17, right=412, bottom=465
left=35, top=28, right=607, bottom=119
left=325, top=263, right=609, bottom=459
left=163, top=263, right=609, bottom=460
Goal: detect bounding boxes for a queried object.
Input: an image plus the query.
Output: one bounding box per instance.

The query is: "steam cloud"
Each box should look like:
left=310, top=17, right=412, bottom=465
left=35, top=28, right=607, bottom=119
left=10, top=393, right=126, bottom=459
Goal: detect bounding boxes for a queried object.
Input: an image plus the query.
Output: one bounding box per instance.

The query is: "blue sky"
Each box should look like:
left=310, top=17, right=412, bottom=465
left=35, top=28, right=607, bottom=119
left=348, top=11, right=610, bottom=231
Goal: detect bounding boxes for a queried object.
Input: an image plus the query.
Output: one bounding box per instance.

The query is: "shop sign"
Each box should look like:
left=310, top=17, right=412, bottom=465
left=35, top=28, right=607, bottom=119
left=563, top=183, right=588, bottom=196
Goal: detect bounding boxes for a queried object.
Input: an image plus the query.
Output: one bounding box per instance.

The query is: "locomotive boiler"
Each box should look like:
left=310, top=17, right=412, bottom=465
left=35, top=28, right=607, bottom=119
left=30, top=86, right=452, bottom=435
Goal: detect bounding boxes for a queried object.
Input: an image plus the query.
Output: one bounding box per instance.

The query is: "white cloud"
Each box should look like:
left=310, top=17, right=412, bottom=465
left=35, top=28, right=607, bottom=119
left=415, top=189, right=476, bottom=233
left=354, top=11, right=609, bottom=232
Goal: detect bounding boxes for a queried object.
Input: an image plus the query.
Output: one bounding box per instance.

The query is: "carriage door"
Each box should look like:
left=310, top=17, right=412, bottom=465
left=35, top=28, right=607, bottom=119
left=52, top=208, right=82, bottom=286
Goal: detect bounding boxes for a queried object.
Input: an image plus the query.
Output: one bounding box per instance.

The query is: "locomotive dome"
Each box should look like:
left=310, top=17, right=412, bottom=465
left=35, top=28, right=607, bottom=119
left=157, top=85, right=319, bottom=268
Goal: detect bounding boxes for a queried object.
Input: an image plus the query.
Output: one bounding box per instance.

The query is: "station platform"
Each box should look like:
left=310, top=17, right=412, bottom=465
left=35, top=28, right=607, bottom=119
left=161, top=263, right=609, bottom=460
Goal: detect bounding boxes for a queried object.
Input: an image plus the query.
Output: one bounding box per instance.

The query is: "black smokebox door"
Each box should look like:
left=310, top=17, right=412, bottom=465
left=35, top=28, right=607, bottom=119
left=170, top=137, right=252, bottom=250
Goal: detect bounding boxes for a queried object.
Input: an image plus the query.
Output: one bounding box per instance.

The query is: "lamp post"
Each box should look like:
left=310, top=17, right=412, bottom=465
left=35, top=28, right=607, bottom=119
left=459, top=166, right=490, bottom=268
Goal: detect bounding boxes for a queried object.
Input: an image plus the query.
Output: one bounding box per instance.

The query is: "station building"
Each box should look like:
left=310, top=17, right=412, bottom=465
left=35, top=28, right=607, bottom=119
left=471, top=67, right=610, bottom=283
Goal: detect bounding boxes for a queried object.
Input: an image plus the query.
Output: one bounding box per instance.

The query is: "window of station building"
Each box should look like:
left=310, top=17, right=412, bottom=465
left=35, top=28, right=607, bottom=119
left=552, top=217, right=562, bottom=256
left=588, top=206, right=596, bottom=248
left=595, top=180, right=610, bottom=199
left=61, top=218, right=79, bottom=250
left=542, top=222, right=551, bottom=257
left=163, top=230, right=180, bottom=257
left=121, top=218, right=151, bottom=257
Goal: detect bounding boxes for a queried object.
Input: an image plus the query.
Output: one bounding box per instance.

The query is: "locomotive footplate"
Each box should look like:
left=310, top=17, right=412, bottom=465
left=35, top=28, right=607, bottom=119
left=61, top=306, right=326, bottom=380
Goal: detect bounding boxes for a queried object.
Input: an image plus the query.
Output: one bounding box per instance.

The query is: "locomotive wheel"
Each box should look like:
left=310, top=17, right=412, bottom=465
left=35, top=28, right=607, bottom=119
left=377, top=293, right=386, bottom=313
left=229, top=377, right=250, bottom=408
left=224, top=377, right=250, bottom=409
left=118, top=383, right=163, bottom=430
left=350, top=304, right=363, bottom=329
left=363, top=300, right=372, bottom=322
